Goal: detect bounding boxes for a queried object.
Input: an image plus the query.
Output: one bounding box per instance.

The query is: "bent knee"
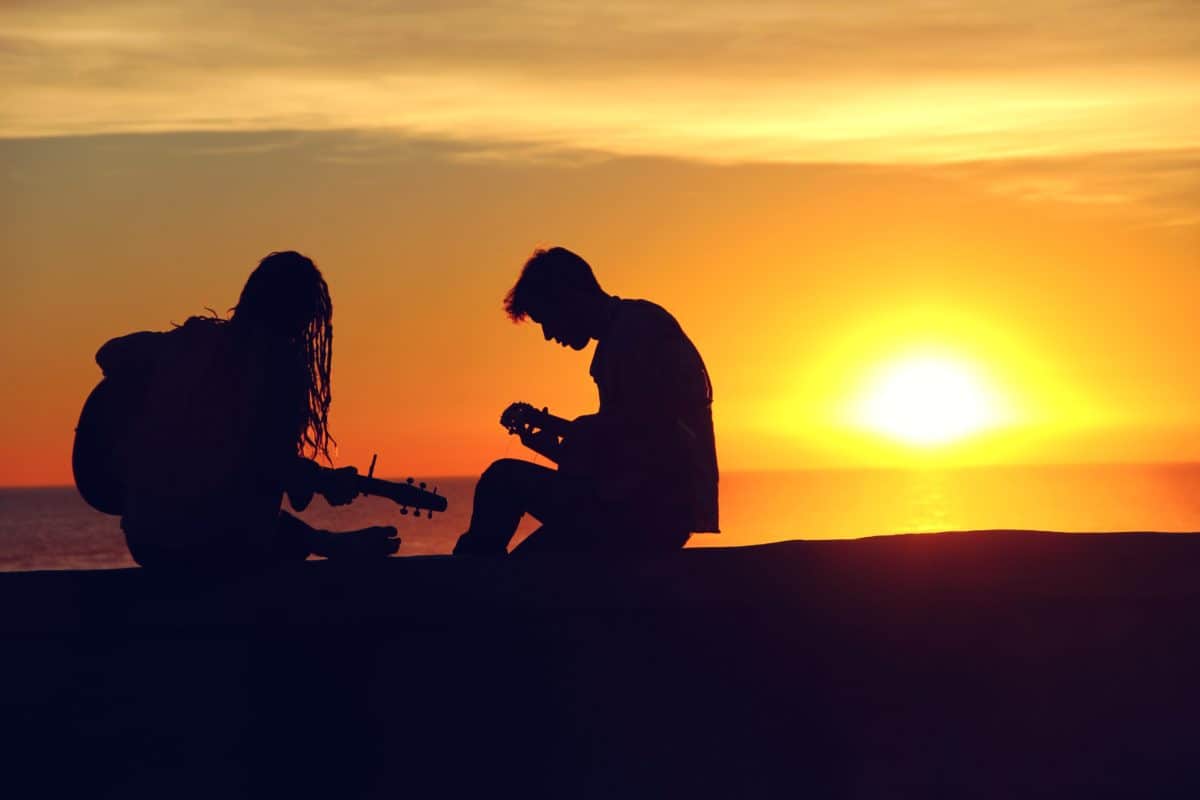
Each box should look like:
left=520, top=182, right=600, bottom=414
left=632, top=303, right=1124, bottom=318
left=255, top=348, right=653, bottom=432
left=480, top=458, right=530, bottom=481
left=477, top=458, right=554, bottom=496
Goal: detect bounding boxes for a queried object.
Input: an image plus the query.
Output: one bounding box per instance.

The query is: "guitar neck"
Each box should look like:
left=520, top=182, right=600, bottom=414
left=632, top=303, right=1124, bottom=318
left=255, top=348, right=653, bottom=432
left=354, top=474, right=448, bottom=513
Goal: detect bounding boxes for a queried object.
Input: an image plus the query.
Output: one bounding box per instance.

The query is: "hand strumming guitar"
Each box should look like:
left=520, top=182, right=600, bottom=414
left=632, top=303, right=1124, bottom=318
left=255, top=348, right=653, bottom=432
left=286, top=459, right=361, bottom=510
left=320, top=465, right=361, bottom=506
left=499, top=401, right=646, bottom=487
left=500, top=402, right=568, bottom=464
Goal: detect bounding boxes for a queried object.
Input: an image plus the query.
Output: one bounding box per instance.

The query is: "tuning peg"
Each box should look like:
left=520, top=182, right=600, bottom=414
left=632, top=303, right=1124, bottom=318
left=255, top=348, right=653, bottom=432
left=426, top=509, right=433, bottom=519
left=406, top=477, right=414, bottom=485
left=432, top=486, right=438, bottom=495
left=400, top=507, right=409, bottom=515
left=419, top=481, right=426, bottom=490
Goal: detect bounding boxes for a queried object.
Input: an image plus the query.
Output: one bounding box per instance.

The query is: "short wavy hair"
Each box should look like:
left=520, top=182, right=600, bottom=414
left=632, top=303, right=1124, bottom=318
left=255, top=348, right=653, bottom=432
left=504, top=247, right=603, bottom=322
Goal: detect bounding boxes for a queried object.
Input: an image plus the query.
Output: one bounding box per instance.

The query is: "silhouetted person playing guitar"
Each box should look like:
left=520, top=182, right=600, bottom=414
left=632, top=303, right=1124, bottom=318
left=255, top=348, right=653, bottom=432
left=454, top=246, right=719, bottom=556
left=74, top=251, right=401, bottom=572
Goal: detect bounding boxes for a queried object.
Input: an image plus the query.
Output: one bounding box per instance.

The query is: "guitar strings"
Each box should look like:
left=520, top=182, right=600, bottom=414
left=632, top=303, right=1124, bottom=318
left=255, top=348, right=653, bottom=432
left=498, top=424, right=543, bottom=467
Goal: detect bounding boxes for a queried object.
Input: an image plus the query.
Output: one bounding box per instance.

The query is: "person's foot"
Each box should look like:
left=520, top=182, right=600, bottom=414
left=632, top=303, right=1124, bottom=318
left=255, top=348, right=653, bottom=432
left=310, top=526, right=400, bottom=560
left=452, top=532, right=507, bottom=556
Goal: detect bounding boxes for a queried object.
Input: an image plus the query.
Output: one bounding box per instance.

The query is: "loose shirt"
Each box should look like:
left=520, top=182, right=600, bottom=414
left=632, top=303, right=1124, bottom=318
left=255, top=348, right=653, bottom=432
left=588, top=297, right=719, bottom=533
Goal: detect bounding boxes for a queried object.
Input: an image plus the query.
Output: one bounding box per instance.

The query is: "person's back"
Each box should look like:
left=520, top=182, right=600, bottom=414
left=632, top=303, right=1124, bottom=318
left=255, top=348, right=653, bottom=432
left=80, top=251, right=398, bottom=572
left=589, top=297, right=718, bottom=536
left=116, top=315, right=305, bottom=562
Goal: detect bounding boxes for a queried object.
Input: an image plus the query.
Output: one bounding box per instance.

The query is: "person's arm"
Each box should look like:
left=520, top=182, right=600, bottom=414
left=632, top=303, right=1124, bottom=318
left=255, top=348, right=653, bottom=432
left=519, top=426, right=565, bottom=463
left=283, top=455, right=361, bottom=510
left=249, top=359, right=359, bottom=511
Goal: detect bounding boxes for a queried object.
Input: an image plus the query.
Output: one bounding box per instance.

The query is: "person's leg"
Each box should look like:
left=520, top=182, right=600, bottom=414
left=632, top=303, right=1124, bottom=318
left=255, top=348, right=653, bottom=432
left=284, top=511, right=400, bottom=561
left=511, top=525, right=690, bottom=557
left=453, top=459, right=576, bottom=556
left=637, top=528, right=691, bottom=553
left=124, top=510, right=398, bottom=574
left=495, top=482, right=694, bottom=557
left=508, top=523, right=599, bottom=556
left=268, top=510, right=320, bottom=562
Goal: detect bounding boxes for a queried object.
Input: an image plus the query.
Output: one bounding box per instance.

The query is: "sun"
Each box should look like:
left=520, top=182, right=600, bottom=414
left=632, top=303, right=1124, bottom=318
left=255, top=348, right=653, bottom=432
left=850, top=353, right=1004, bottom=446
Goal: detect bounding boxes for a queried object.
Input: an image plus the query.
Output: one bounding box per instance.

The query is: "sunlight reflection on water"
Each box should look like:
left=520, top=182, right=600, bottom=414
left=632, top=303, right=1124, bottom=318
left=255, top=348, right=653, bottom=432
left=3, top=463, right=1198, bottom=570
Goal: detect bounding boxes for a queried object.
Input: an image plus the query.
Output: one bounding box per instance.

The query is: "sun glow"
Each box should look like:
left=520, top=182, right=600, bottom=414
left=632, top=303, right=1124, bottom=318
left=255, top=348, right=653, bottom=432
left=850, top=354, right=1005, bottom=446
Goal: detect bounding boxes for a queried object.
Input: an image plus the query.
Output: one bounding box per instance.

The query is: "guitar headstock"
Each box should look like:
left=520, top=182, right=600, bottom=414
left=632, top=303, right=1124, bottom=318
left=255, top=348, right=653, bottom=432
left=500, top=401, right=543, bottom=435
left=396, top=476, right=442, bottom=519
left=353, top=467, right=448, bottom=519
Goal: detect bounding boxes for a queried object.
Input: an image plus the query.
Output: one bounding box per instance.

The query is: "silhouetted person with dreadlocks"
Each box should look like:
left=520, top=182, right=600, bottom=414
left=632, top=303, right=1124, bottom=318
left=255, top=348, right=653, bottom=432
left=454, top=246, right=719, bottom=556
left=76, top=251, right=398, bottom=572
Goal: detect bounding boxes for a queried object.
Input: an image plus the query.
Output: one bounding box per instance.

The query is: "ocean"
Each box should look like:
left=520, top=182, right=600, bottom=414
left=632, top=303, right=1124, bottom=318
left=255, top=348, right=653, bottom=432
left=2, top=463, right=1198, bottom=572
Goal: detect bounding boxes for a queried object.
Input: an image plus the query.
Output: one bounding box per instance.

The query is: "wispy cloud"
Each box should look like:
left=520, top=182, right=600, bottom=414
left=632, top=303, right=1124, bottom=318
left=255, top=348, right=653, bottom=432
left=936, top=148, right=1200, bottom=227
left=2, top=1, right=1196, bottom=156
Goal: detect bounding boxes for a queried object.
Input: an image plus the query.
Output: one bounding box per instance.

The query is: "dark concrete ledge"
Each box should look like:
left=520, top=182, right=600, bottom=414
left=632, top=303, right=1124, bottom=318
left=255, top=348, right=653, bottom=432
left=4, top=530, right=1200, bottom=634
left=3, top=531, right=1199, bottom=798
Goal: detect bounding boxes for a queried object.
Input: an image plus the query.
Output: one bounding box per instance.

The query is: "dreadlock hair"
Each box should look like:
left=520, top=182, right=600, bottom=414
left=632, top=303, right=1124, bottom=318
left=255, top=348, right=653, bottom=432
left=232, top=251, right=336, bottom=463
left=504, top=247, right=604, bottom=322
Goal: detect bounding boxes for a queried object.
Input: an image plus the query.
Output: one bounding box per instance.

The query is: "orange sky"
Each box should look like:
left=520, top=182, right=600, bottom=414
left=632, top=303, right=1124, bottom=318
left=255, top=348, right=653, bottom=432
left=2, top=1, right=1198, bottom=485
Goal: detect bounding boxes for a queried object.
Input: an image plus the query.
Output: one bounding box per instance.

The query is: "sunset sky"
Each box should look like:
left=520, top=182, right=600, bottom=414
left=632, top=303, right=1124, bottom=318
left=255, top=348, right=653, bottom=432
left=3, top=0, right=1198, bottom=485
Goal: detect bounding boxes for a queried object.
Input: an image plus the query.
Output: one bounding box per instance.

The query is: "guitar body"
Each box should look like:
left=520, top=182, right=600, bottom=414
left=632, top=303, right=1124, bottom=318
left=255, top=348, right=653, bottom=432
left=556, top=414, right=617, bottom=478
left=74, top=375, right=447, bottom=520
left=72, top=377, right=138, bottom=515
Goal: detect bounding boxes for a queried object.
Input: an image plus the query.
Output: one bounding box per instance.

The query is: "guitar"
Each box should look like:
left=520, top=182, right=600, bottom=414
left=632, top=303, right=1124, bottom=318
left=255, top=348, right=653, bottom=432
left=72, top=376, right=447, bottom=518
left=499, top=401, right=615, bottom=477
left=72, top=377, right=138, bottom=515
left=348, top=472, right=448, bottom=518
left=500, top=402, right=571, bottom=439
